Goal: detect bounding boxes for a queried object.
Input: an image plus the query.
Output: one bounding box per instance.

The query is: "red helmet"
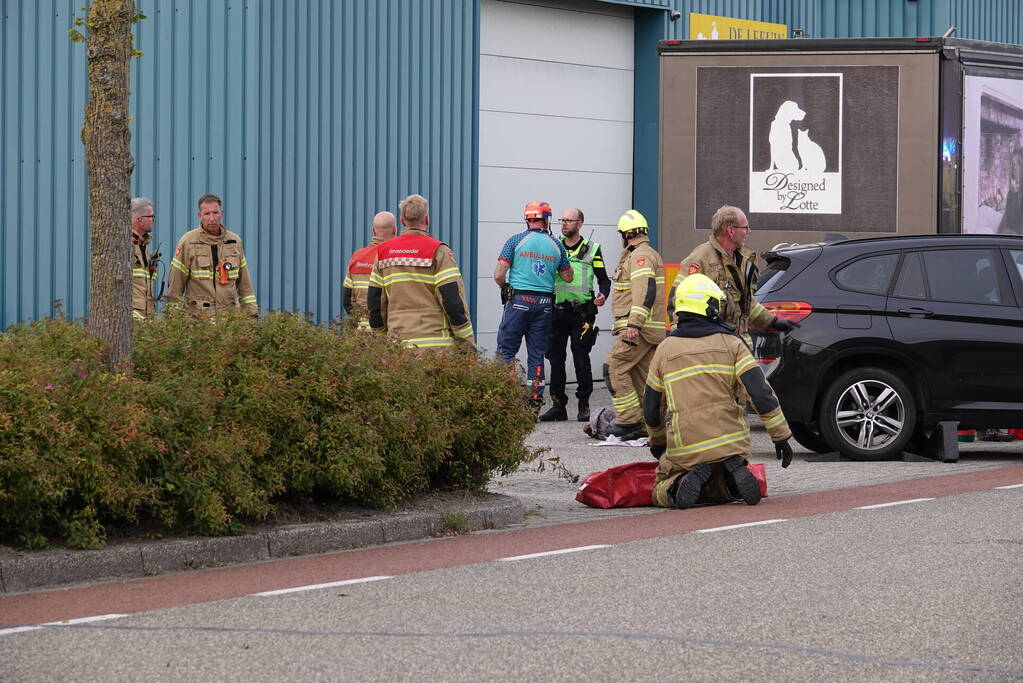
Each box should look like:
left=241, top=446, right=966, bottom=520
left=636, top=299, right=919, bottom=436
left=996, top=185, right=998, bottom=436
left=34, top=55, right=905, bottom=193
left=524, top=200, right=552, bottom=220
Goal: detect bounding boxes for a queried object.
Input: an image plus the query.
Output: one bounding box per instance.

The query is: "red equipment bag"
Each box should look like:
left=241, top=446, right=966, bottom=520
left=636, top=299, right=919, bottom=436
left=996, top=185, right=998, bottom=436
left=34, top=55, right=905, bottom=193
left=575, top=460, right=767, bottom=509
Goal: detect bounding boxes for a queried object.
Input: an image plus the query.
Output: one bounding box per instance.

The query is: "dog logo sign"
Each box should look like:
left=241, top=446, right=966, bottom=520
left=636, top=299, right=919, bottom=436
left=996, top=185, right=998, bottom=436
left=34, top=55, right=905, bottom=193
left=750, top=73, right=843, bottom=214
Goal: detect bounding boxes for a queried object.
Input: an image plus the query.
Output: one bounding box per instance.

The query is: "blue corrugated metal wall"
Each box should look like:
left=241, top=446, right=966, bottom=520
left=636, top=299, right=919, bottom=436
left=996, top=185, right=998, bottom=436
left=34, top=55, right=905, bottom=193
left=766, top=0, right=1021, bottom=42
left=643, top=0, right=1022, bottom=42
left=952, top=0, right=1023, bottom=44
left=1, top=0, right=479, bottom=329
left=4, top=0, right=1020, bottom=330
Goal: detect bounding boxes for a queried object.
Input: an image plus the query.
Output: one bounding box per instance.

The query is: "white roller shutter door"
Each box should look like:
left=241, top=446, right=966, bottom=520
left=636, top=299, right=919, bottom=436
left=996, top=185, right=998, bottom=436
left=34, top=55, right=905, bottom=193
left=476, top=0, right=634, bottom=388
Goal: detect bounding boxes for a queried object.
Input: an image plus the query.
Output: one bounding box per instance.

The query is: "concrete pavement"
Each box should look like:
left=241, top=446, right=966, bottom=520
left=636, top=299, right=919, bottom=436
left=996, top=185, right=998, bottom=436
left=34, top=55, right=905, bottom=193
left=1, top=384, right=1020, bottom=594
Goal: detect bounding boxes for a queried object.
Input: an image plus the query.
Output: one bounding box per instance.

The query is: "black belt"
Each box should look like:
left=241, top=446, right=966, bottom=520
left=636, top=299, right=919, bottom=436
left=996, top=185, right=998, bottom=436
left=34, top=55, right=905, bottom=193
left=514, top=289, right=554, bottom=298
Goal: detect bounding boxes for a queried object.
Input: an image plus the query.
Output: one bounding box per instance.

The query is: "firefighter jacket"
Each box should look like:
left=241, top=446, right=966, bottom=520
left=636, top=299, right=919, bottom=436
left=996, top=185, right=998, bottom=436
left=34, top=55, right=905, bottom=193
left=367, top=227, right=474, bottom=350
left=610, top=235, right=666, bottom=344
left=131, top=232, right=157, bottom=320
left=342, top=235, right=387, bottom=329
left=644, top=316, right=791, bottom=507
left=166, top=226, right=258, bottom=317
left=677, top=237, right=775, bottom=340
left=554, top=237, right=611, bottom=305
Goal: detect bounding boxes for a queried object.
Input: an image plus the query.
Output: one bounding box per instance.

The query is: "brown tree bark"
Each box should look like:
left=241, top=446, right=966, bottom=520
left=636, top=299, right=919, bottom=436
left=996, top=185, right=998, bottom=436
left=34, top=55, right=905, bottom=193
left=81, top=0, right=136, bottom=368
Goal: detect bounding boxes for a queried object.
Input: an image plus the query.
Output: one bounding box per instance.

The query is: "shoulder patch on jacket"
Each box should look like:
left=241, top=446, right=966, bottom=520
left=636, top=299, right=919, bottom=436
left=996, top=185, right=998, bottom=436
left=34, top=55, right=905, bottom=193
left=688, top=263, right=701, bottom=275
left=636, top=256, right=646, bottom=266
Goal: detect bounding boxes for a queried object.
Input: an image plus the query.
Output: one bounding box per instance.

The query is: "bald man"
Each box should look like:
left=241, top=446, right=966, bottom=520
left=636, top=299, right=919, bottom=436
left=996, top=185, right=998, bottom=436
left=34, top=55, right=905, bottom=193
left=343, top=211, right=397, bottom=328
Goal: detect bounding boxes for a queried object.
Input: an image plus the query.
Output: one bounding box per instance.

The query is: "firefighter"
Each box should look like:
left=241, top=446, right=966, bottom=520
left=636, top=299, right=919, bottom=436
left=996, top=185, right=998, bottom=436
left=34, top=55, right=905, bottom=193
left=343, top=211, right=396, bottom=328
left=539, top=207, right=611, bottom=422
left=675, top=205, right=796, bottom=346
left=367, top=194, right=474, bottom=350
left=130, top=197, right=159, bottom=321
left=493, top=200, right=573, bottom=410
left=645, top=273, right=794, bottom=509
left=166, top=194, right=258, bottom=318
left=602, top=209, right=666, bottom=440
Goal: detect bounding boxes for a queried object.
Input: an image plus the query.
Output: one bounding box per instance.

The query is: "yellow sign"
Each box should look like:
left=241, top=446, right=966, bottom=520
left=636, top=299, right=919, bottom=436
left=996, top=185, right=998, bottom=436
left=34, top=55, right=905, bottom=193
left=689, top=12, right=788, bottom=41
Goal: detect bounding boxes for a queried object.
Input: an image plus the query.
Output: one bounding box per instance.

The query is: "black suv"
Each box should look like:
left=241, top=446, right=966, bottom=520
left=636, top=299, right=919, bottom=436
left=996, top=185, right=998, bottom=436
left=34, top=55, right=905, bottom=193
left=752, top=234, right=1023, bottom=460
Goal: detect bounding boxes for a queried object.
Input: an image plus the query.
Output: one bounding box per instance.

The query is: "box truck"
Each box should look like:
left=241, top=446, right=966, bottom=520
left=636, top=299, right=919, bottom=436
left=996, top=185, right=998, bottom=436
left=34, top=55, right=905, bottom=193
left=657, top=36, right=1023, bottom=258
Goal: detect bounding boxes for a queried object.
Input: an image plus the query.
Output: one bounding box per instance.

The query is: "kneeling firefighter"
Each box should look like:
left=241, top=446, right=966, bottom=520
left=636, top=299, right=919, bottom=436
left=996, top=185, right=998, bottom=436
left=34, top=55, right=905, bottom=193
left=644, top=274, right=794, bottom=509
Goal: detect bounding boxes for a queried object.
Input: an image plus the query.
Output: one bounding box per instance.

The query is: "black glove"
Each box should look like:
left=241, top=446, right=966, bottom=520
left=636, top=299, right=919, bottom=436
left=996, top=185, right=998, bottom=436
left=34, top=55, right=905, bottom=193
left=650, top=443, right=666, bottom=459
left=770, top=317, right=799, bottom=333
left=774, top=439, right=793, bottom=468
left=500, top=282, right=514, bottom=305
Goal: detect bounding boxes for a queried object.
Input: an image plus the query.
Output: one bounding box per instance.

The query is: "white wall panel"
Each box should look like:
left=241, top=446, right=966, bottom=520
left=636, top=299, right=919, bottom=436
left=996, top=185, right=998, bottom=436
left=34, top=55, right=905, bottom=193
left=480, top=112, right=633, bottom=173
left=478, top=167, right=632, bottom=228
left=481, top=0, right=633, bottom=68
left=477, top=0, right=634, bottom=390
left=479, top=55, right=634, bottom=121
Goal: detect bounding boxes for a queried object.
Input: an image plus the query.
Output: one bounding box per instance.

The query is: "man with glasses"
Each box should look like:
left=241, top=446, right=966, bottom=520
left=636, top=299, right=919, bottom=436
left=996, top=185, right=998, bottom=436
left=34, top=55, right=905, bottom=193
left=494, top=201, right=573, bottom=413
left=676, top=205, right=796, bottom=347
left=130, top=197, right=159, bottom=320
left=539, top=208, right=610, bottom=422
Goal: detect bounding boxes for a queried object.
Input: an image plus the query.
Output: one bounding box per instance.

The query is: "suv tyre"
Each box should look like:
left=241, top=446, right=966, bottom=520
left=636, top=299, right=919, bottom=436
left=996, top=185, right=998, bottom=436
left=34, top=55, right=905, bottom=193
left=789, top=421, right=833, bottom=453
left=819, top=367, right=917, bottom=461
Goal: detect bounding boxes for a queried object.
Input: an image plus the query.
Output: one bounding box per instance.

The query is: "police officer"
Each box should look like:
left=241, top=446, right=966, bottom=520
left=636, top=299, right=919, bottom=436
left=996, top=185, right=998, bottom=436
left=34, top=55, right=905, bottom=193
left=676, top=205, right=796, bottom=346
left=130, top=197, right=158, bottom=321
left=602, top=210, right=666, bottom=440
left=166, top=194, right=258, bottom=318
left=343, top=211, right=396, bottom=328
left=368, top=194, right=474, bottom=350
left=539, top=208, right=610, bottom=422
left=494, top=201, right=573, bottom=411
left=645, top=274, right=793, bottom=509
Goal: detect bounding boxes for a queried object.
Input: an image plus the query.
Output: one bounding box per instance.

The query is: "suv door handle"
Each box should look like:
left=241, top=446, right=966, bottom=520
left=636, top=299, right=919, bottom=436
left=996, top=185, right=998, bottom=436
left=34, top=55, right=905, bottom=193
left=898, top=307, right=934, bottom=318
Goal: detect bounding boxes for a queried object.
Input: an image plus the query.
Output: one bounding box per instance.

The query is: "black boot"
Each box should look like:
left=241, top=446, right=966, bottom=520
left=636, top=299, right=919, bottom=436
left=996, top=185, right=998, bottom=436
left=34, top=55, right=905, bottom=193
left=539, top=397, right=568, bottom=422
left=576, top=397, right=590, bottom=422
left=671, top=464, right=712, bottom=509
left=722, top=455, right=762, bottom=505
left=609, top=421, right=646, bottom=441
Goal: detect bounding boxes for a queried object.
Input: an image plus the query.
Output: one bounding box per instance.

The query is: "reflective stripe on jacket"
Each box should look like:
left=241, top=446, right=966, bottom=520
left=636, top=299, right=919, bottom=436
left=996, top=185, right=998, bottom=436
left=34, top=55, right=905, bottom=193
left=677, top=238, right=773, bottom=338
left=610, top=235, right=666, bottom=344
left=166, top=226, right=258, bottom=317
left=368, top=228, right=474, bottom=350
left=132, top=232, right=157, bottom=320
left=343, top=239, right=384, bottom=328
left=645, top=333, right=790, bottom=507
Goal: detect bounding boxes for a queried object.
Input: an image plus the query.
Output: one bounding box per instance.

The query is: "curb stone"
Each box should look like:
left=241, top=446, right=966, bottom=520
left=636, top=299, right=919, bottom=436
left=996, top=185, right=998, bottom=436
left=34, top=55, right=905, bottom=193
left=0, top=493, right=525, bottom=594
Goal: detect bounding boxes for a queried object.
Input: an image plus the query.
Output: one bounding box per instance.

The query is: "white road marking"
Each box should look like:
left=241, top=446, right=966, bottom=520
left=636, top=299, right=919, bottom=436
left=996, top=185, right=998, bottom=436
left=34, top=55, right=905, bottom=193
left=994, top=483, right=1023, bottom=490
left=856, top=498, right=934, bottom=510
left=251, top=575, right=392, bottom=596
left=1, top=614, right=128, bottom=638
left=497, top=545, right=609, bottom=562
left=0, top=626, right=43, bottom=636
left=696, top=519, right=787, bottom=533
left=41, top=613, right=128, bottom=626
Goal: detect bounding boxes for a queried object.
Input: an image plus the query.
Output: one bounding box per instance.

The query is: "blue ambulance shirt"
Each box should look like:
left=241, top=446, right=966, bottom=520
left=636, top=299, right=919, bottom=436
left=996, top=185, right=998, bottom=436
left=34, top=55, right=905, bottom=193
left=498, top=229, right=571, bottom=293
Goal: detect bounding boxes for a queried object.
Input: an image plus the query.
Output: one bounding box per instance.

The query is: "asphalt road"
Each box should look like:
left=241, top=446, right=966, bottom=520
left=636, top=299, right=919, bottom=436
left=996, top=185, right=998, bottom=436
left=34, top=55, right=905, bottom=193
left=2, top=384, right=1022, bottom=681
left=2, top=483, right=1020, bottom=681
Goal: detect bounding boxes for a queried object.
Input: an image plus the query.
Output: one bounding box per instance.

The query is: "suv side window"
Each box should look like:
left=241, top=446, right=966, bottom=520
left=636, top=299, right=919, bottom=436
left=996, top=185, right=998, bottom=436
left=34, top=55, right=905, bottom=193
left=1011, top=249, right=1023, bottom=283
left=921, top=249, right=1004, bottom=305
left=833, top=253, right=899, bottom=295
left=893, top=252, right=927, bottom=299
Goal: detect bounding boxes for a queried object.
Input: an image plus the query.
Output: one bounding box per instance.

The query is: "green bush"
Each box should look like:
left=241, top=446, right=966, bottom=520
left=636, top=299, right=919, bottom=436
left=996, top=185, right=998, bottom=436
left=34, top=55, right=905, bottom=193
left=0, top=312, right=536, bottom=548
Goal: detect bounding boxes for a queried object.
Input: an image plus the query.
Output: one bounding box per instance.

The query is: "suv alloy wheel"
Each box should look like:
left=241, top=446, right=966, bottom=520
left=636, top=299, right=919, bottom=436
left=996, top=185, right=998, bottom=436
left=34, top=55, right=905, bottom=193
left=819, top=367, right=917, bottom=461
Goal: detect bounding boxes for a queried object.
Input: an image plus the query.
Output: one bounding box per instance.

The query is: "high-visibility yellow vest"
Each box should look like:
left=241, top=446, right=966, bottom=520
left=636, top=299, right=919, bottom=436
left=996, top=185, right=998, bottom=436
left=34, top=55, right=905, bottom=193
left=555, top=238, right=598, bottom=304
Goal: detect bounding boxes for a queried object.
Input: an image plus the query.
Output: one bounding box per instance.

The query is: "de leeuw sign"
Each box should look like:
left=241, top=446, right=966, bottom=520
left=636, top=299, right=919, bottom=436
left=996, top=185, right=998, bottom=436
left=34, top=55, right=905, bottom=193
left=694, top=66, right=899, bottom=232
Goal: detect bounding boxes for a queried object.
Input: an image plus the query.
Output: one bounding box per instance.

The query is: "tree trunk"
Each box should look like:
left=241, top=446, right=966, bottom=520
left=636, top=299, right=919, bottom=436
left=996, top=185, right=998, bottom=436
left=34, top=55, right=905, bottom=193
left=81, top=0, right=136, bottom=368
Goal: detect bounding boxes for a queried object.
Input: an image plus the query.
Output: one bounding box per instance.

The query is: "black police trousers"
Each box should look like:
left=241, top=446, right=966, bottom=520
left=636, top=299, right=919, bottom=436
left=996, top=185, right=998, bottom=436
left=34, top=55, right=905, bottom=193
left=545, top=302, right=598, bottom=402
